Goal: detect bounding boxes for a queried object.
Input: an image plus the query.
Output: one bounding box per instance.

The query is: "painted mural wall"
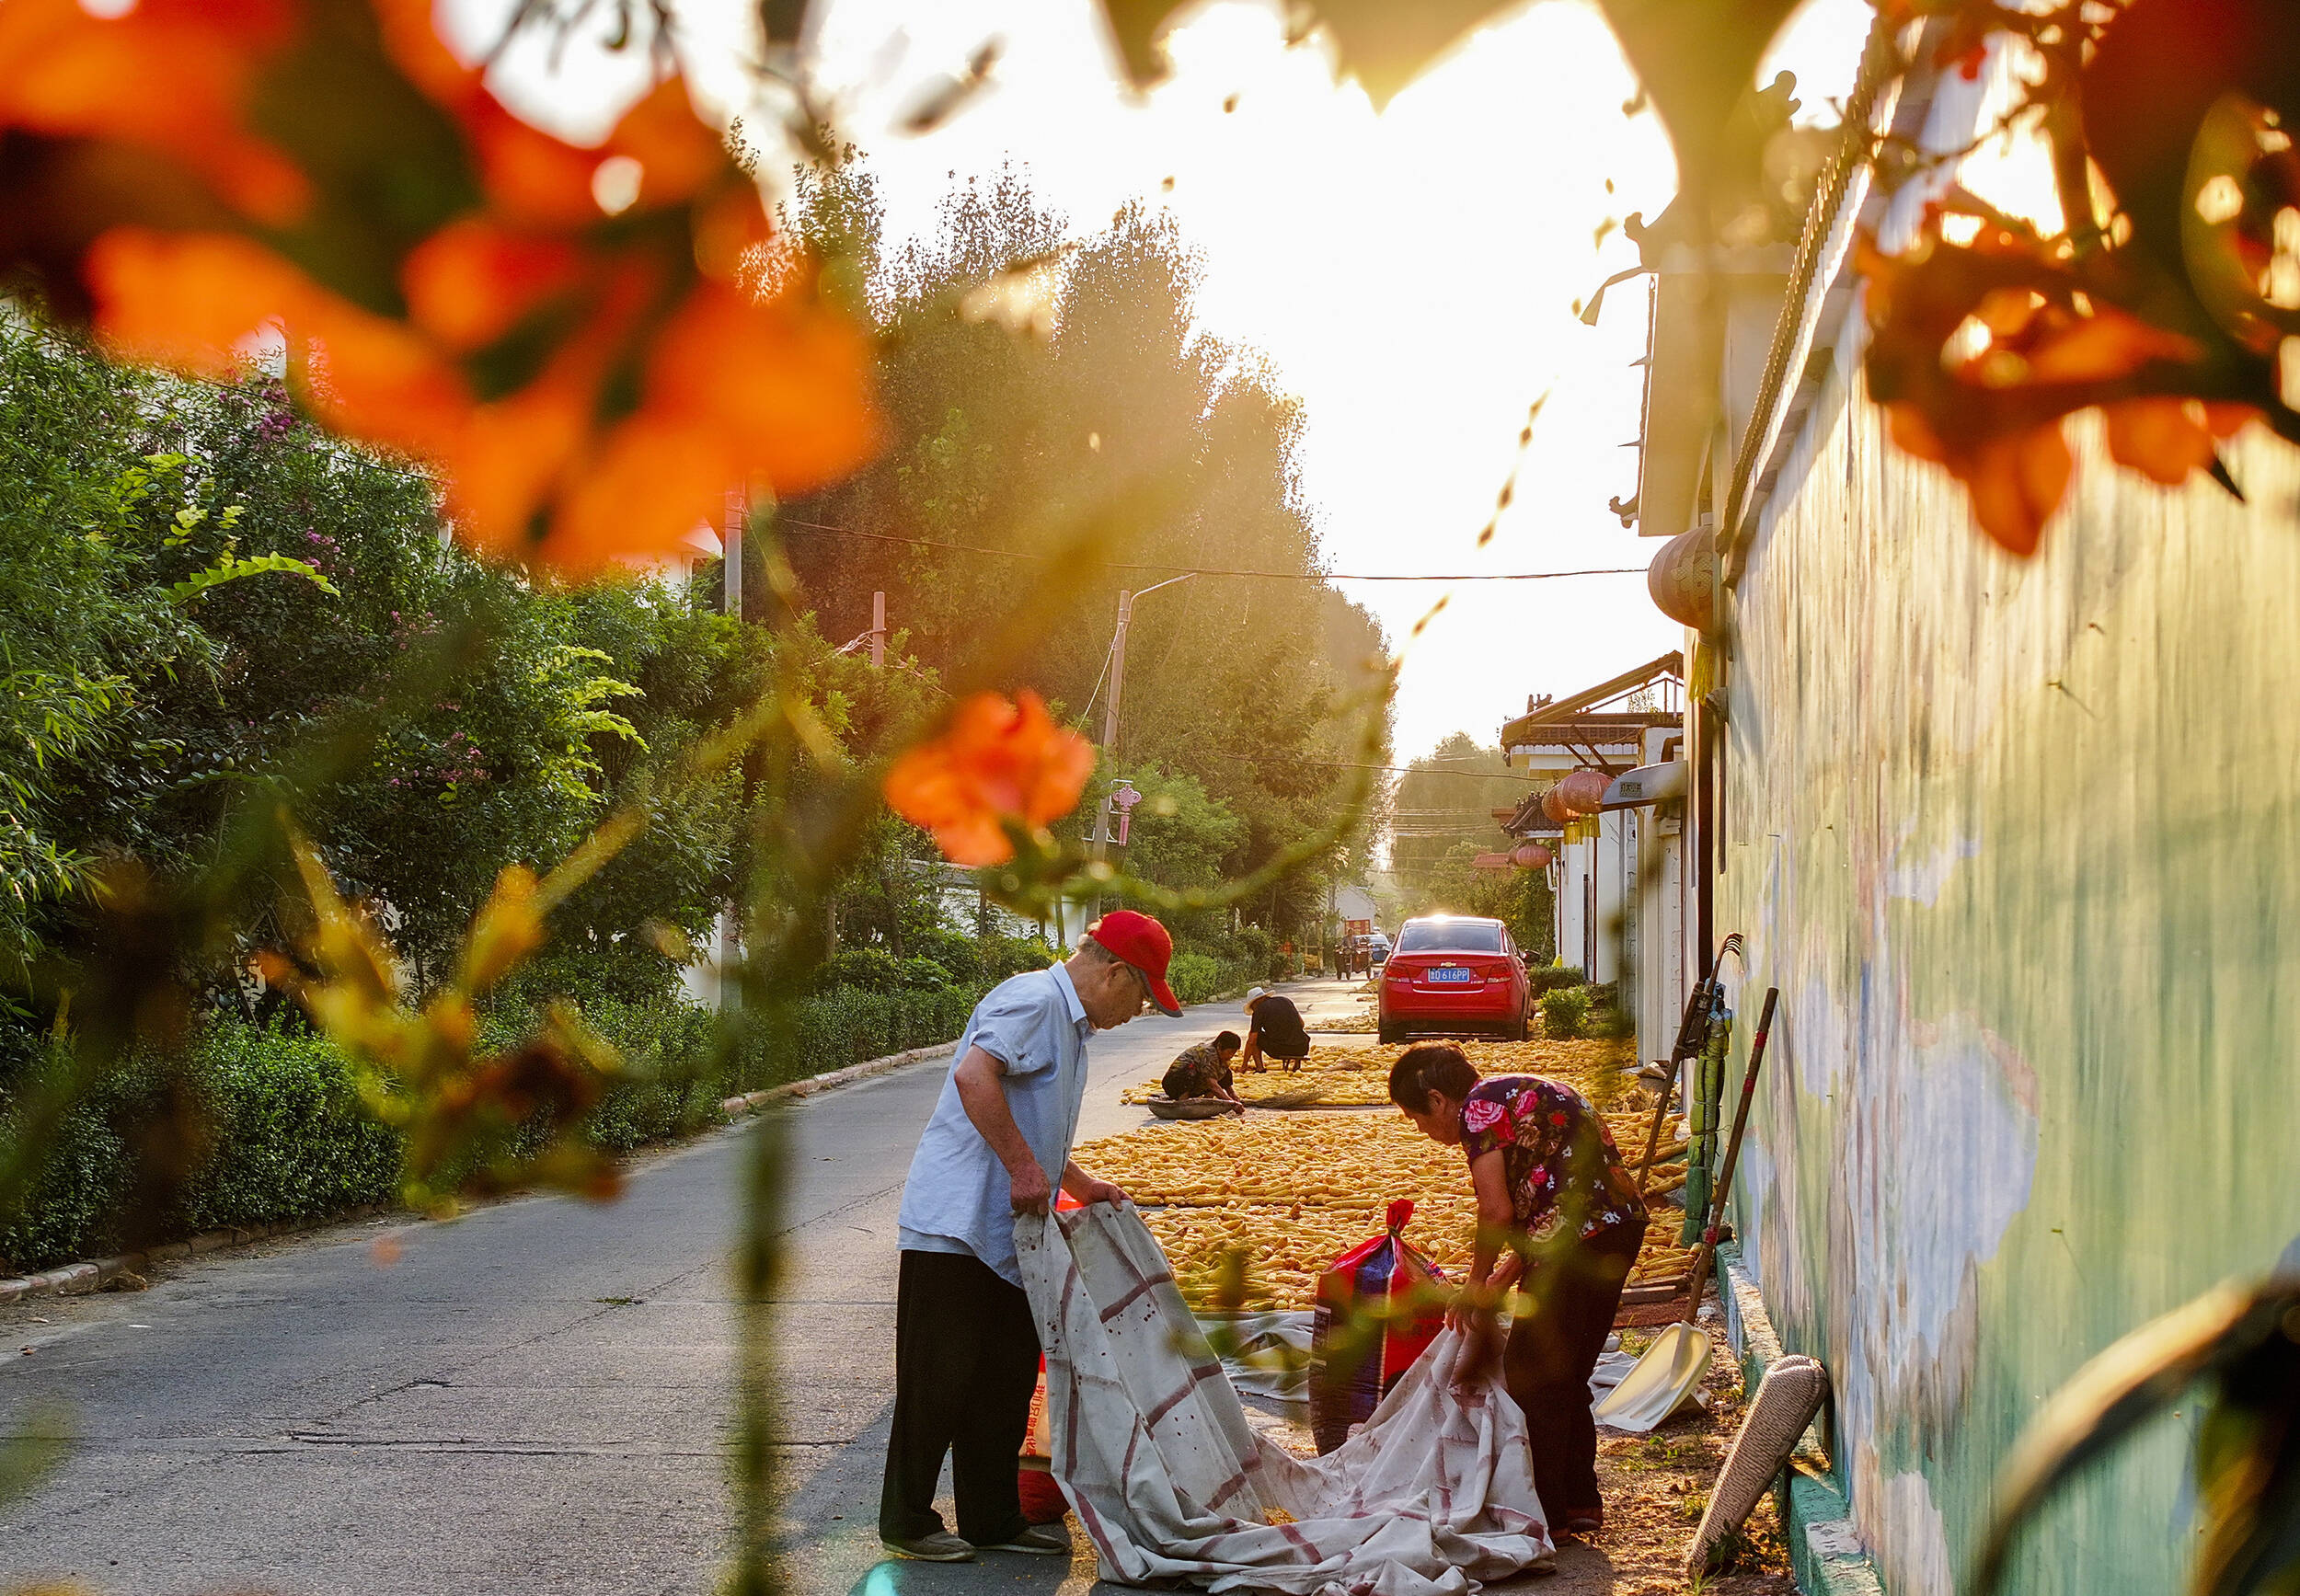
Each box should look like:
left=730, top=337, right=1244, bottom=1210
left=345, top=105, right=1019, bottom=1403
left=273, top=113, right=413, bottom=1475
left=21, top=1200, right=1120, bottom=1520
left=1718, top=175, right=2300, bottom=1596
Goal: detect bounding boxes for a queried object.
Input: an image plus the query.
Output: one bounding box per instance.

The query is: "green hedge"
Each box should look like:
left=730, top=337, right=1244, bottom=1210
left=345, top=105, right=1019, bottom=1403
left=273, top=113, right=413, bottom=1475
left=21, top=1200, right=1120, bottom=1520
left=0, top=979, right=998, bottom=1274
left=774, top=983, right=983, bottom=1084
left=1167, top=952, right=1256, bottom=1007
left=0, top=1020, right=400, bottom=1273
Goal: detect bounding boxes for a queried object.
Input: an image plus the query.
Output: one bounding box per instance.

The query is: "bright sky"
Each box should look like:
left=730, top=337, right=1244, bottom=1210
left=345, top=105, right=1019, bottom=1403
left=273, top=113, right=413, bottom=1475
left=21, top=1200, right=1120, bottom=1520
left=459, top=0, right=1874, bottom=764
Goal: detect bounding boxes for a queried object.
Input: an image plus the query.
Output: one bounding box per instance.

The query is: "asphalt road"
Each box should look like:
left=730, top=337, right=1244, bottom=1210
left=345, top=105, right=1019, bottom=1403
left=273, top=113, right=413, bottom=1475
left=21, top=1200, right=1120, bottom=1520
left=0, top=979, right=1388, bottom=1596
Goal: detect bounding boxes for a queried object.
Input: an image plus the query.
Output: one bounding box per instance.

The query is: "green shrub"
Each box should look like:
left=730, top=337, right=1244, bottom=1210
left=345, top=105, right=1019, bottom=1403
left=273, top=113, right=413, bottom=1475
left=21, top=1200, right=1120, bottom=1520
left=1540, top=987, right=1592, bottom=1039
left=550, top=993, right=726, bottom=1152
left=772, top=983, right=982, bottom=1085
left=1584, top=983, right=1636, bottom=1040
left=1167, top=952, right=1219, bottom=1005
left=976, top=934, right=1058, bottom=982
left=1529, top=964, right=1586, bottom=996
left=1163, top=951, right=1258, bottom=1006
left=0, top=970, right=1002, bottom=1272
left=179, top=1020, right=401, bottom=1230
left=907, top=926, right=981, bottom=985
left=0, top=1081, right=130, bottom=1274
left=0, top=1018, right=398, bottom=1273
left=812, top=947, right=957, bottom=993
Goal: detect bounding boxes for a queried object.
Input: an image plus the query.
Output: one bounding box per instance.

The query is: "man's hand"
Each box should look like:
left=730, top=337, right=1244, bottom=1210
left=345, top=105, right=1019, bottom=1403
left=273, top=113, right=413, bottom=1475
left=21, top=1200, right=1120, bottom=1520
left=1008, top=1160, right=1052, bottom=1215
left=1060, top=1160, right=1127, bottom=1208
left=1069, top=1175, right=1128, bottom=1207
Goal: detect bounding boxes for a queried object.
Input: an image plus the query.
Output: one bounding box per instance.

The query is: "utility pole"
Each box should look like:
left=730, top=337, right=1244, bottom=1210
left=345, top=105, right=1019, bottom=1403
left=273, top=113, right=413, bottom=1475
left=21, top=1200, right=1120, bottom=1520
left=1086, top=589, right=1132, bottom=928
left=1087, top=574, right=1190, bottom=928
left=832, top=590, right=886, bottom=962
left=722, top=487, right=744, bottom=620
left=719, top=485, right=745, bottom=1009
left=1094, top=589, right=1133, bottom=867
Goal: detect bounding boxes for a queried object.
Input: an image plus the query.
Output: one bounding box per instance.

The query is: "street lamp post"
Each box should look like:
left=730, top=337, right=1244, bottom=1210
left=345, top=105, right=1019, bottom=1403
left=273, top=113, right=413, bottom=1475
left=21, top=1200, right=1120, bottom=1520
left=1089, top=572, right=1193, bottom=923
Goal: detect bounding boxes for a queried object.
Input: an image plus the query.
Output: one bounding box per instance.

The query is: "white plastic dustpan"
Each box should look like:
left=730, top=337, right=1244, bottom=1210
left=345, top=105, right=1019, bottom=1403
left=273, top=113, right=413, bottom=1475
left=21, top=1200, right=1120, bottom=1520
left=1592, top=1322, right=1710, bottom=1432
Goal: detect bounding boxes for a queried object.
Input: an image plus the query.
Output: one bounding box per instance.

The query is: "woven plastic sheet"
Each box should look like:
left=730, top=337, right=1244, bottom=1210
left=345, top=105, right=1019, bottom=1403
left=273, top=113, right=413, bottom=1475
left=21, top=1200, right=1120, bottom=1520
left=1016, top=1205, right=1555, bottom=1596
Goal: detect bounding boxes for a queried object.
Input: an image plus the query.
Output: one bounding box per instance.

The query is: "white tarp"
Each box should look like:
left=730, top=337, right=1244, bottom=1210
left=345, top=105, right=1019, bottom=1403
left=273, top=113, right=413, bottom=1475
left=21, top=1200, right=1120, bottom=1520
left=1016, top=1205, right=1555, bottom=1596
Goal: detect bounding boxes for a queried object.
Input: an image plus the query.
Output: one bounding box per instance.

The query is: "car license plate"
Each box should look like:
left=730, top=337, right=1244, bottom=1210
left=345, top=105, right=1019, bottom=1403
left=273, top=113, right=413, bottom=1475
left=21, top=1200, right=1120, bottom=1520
left=1429, top=966, right=1477, bottom=983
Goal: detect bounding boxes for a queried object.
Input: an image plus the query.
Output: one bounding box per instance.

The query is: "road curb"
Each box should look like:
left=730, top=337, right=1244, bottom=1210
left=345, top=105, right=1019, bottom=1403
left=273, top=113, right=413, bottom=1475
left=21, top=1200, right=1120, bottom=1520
left=718, top=1039, right=952, bottom=1119
left=0, top=1037, right=967, bottom=1310
left=0, top=1204, right=391, bottom=1307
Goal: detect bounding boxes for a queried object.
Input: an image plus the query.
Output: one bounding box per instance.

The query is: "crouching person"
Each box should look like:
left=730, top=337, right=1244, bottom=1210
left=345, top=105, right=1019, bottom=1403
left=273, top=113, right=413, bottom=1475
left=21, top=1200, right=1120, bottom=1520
left=1162, top=1031, right=1243, bottom=1109
left=879, top=913, right=1182, bottom=1562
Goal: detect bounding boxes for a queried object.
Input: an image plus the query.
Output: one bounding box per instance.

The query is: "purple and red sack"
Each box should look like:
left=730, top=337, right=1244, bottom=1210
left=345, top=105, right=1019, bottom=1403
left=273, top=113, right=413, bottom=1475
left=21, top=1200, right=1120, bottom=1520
left=1307, top=1198, right=1446, bottom=1453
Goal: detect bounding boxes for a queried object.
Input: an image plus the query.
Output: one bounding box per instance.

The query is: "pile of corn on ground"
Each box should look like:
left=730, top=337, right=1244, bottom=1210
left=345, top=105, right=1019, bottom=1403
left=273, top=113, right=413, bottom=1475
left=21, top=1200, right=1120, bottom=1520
left=1083, top=1037, right=1698, bottom=1309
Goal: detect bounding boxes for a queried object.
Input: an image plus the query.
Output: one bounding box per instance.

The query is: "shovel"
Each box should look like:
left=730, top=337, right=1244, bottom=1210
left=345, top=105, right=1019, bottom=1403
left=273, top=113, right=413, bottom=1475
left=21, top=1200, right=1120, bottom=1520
left=1595, top=984, right=1778, bottom=1432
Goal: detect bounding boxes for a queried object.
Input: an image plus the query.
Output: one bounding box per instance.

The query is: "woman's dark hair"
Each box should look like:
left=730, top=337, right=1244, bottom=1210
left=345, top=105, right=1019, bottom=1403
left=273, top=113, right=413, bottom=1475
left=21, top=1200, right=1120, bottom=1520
left=1213, top=1030, right=1242, bottom=1052
left=1388, top=1043, right=1478, bottom=1112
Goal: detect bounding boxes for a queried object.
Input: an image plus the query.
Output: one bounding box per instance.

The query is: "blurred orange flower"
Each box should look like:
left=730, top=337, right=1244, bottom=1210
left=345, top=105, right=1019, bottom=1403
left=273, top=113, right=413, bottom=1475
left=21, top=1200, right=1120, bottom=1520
left=0, top=0, right=879, bottom=574
left=1861, top=217, right=2257, bottom=556
left=883, top=693, right=1097, bottom=867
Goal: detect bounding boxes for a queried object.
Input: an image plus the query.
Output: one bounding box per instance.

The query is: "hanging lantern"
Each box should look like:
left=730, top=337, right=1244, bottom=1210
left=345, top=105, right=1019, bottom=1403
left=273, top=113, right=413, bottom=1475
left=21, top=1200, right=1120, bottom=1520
left=1512, top=841, right=1552, bottom=870
left=1555, top=766, right=1611, bottom=815
left=1648, top=525, right=1716, bottom=631
left=1541, top=786, right=1571, bottom=824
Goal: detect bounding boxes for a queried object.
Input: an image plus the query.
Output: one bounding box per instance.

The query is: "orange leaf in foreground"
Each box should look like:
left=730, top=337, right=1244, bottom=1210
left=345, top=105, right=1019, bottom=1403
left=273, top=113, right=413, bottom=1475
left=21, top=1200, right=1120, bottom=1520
left=400, top=220, right=582, bottom=353
left=0, top=0, right=307, bottom=224
left=2100, top=399, right=2257, bottom=488
left=81, top=227, right=316, bottom=379
left=7, top=0, right=881, bottom=575
left=1960, top=425, right=2073, bottom=558
left=86, top=227, right=473, bottom=456
left=883, top=693, right=1097, bottom=867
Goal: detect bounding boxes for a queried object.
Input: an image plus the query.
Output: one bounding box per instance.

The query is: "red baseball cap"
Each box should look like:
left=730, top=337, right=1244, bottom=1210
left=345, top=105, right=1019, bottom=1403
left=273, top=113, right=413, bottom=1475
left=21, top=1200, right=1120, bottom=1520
left=1087, top=910, right=1182, bottom=1016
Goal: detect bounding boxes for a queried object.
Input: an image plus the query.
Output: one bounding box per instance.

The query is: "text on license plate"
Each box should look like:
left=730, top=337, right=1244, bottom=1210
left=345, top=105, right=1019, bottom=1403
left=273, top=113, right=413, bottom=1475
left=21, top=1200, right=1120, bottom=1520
left=1428, top=967, right=1478, bottom=983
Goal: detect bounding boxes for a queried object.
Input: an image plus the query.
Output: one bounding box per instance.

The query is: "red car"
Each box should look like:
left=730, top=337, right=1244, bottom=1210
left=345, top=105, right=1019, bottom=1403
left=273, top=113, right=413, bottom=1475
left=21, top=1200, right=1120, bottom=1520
left=1377, top=915, right=1532, bottom=1043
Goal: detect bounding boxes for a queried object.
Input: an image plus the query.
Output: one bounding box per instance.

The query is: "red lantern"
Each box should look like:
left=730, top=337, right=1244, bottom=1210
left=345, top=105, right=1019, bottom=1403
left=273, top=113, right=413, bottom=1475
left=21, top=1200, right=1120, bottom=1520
left=1648, top=526, right=1716, bottom=631
left=1541, top=786, right=1571, bottom=824
left=1555, top=767, right=1610, bottom=815
left=1512, top=842, right=1552, bottom=870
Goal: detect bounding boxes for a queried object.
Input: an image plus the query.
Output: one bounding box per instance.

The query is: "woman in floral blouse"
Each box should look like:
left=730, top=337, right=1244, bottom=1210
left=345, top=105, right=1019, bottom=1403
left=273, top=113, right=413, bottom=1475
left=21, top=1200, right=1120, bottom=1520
left=1388, top=1041, right=1647, bottom=1537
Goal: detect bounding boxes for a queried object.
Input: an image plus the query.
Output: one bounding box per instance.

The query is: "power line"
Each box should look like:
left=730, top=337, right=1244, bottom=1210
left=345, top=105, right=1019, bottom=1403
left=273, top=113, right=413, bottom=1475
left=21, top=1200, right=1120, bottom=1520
left=777, top=520, right=1646, bottom=583
left=1247, top=756, right=1545, bottom=783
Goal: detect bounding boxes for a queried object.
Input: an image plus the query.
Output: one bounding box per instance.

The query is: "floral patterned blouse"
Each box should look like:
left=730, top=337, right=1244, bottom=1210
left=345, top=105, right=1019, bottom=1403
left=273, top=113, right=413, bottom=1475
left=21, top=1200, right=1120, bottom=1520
left=1457, top=1074, right=1646, bottom=1242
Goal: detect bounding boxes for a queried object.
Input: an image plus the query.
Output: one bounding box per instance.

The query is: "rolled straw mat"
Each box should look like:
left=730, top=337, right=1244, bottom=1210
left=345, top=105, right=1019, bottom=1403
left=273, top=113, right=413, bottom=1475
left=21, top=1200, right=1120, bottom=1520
left=1684, top=1354, right=1828, bottom=1575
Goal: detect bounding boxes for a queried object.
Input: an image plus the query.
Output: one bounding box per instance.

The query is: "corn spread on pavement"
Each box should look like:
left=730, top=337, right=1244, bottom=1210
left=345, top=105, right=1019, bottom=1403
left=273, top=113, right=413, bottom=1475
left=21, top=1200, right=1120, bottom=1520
left=1091, top=1035, right=1700, bottom=1308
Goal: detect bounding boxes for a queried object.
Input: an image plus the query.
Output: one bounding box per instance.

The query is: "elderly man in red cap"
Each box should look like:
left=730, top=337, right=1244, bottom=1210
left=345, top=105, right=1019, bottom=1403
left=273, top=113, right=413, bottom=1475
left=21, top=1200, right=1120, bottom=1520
left=879, top=910, right=1182, bottom=1564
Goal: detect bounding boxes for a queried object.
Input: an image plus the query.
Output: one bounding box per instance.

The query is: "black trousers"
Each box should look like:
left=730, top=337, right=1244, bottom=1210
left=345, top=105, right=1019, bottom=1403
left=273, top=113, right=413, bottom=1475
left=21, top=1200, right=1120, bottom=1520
left=879, top=1248, right=1042, bottom=1544
left=1501, top=1220, right=1644, bottom=1520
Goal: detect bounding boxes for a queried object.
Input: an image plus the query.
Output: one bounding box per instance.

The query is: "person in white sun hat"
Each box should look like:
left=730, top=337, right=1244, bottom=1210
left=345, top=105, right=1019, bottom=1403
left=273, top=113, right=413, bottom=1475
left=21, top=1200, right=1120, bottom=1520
left=1237, top=984, right=1310, bottom=1073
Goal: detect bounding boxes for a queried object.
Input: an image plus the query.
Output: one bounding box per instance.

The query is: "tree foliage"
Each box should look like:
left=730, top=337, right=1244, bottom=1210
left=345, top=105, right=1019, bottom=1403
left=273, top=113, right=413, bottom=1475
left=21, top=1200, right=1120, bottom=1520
left=779, top=162, right=1390, bottom=947
left=1387, top=734, right=1536, bottom=905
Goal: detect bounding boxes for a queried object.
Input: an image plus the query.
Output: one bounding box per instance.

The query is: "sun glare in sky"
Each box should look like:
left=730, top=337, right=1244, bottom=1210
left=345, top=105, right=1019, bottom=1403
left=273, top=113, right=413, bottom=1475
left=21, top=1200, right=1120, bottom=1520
left=459, top=0, right=1875, bottom=764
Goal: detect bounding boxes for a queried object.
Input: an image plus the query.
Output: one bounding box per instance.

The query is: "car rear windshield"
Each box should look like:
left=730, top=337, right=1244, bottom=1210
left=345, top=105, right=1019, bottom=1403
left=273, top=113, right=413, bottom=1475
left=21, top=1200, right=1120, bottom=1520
left=1397, top=921, right=1503, bottom=953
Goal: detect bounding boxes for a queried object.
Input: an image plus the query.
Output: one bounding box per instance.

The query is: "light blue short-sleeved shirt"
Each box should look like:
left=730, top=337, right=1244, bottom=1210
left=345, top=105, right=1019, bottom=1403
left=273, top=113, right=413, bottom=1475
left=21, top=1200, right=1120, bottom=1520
left=896, top=964, right=1096, bottom=1286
